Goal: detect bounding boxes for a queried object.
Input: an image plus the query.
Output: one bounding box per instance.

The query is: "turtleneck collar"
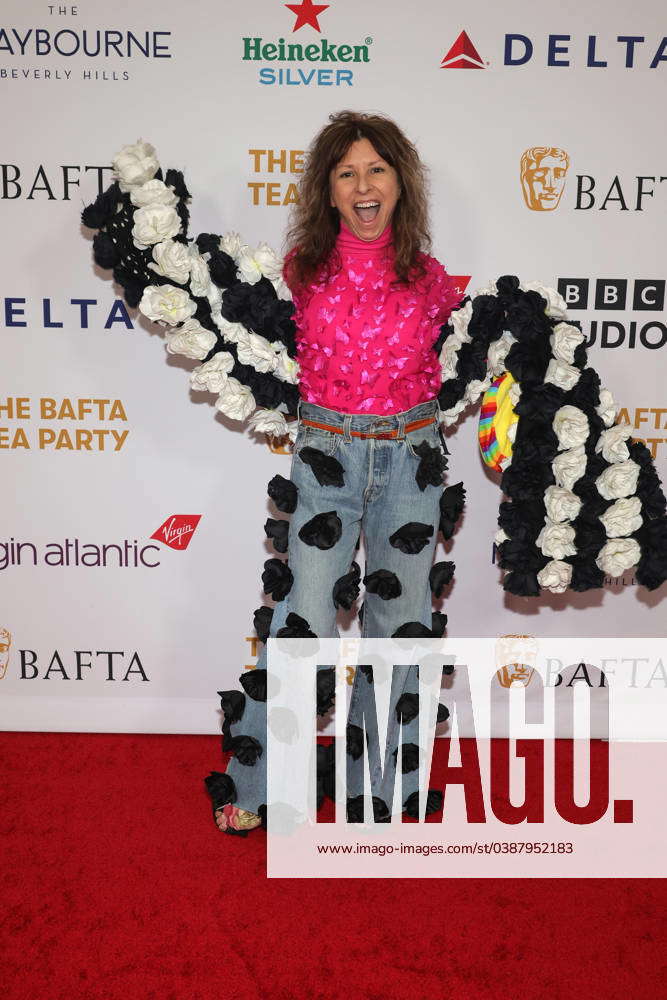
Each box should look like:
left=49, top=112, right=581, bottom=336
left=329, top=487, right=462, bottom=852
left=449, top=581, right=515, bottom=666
left=336, top=219, right=393, bottom=256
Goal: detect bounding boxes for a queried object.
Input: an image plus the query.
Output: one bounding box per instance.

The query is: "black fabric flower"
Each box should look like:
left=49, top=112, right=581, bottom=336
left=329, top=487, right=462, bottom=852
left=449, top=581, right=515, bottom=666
left=404, top=789, right=443, bottom=818
left=439, top=482, right=466, bottom=538
left=267, top=474, right=298, bottom=513
left=207, top=249, right=237, bottom=288
left=81, top=182, right=121, bottom=230
left=413, top=440, right=447, bottom=491
left=389, top=522, right=434, bottom=554
left=346, top=724, right=365, bottom=761
left=92, top=232, right=120, bottom=270
left=395, top=692, right=419, bottom=724
left=437, top=703, right=450, bottom=724
left=217, top=689, right=246, bottom=725
left=276, top=612, right=317, bottom=639
left=298, top=447, right=345, bottom=487
left=264, top=517, right=289, bottom=554
left=569, top=561, right=605, bottom=592
left=204, top=771, right=236, bottom=807
left=363, top=569, right=402, bottom=600
left=392, top=621, right=432, bottom=638
left=298, top=511, right=343, bottom=549
left=431, top=612, right=448, bottom=637
left=347, top=796, right=390, bottom=823
left=253, top=605, right=273, bottom=643
left=317, top=743, right=335, bottom=803
left=332, top=561, right=361, bottom=610
left=262, top=558, right=293, bottom=600
left=359, top=664, right=374, bottom=683
left=429, top=561, right=455, bottom=597
left=391, top=742, right=420, bottom=773
left=317, top=668, right=335, bottom=716
left=227, top=734, right=263, bottom=766
left=635, top=519, right=667, bottom=590
left=502, top=569, right=541, bottom=597
left=239, top=668, right=267, bottom=702
left=442, top=663, right=455, bottom=676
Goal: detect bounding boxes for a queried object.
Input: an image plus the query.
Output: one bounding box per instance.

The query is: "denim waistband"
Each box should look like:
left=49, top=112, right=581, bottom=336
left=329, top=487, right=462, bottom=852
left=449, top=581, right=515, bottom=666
left=296, top=397, right=440, bottom=436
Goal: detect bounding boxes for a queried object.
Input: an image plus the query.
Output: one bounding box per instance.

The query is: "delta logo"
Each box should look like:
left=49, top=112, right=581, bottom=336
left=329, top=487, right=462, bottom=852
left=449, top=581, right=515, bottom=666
left=242, top=0, right=372, bottom=87
left=441, top=30, right=667, bottom=70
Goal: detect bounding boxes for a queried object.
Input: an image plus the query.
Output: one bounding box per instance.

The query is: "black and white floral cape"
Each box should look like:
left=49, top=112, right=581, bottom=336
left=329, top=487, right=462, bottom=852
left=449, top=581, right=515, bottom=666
left=82, top=140, right=667, bottom=598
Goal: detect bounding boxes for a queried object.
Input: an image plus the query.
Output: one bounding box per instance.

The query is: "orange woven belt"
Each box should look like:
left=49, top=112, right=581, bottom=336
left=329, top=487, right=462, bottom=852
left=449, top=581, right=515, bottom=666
left=300, top=416, right=436, bottom=440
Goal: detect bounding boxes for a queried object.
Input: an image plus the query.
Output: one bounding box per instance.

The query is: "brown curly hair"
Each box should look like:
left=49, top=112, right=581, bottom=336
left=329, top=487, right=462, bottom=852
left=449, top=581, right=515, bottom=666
left=284, top=110, right=432, bottom=290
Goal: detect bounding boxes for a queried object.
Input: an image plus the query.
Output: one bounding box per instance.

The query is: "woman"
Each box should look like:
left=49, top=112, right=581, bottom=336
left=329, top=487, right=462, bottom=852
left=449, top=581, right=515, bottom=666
left=207, top=110, right=463, bottom=834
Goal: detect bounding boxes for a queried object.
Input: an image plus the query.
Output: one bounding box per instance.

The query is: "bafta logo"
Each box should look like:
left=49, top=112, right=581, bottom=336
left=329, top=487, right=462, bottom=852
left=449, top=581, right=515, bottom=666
left=0, top=627, right=11, bottom=680
left=520, top=147, right=570, bottom=211
left=495, top=634, right=537, bottom=688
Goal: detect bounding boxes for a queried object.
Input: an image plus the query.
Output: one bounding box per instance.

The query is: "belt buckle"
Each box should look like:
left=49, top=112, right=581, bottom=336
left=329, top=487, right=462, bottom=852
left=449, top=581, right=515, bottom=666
left=375, top=431, right=395, bottom=440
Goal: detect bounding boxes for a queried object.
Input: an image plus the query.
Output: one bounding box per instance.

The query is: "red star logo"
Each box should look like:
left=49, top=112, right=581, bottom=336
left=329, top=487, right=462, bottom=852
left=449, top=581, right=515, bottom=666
left=285, top=0, right=330, bottom=32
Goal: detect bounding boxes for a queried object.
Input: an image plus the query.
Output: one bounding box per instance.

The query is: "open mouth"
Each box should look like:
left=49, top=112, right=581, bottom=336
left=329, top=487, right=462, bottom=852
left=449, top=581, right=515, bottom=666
left=354, top=201, right=381, bottom=224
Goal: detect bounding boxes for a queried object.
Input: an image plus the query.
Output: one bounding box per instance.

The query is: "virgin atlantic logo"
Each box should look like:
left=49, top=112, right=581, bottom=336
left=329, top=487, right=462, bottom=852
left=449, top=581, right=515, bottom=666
left=150, top=515, right=202, bottom=550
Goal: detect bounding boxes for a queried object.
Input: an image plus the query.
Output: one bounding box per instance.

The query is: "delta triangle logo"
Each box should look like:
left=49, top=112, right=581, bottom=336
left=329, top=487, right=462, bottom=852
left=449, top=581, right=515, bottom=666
left=441, top=30, right=486, bottom=69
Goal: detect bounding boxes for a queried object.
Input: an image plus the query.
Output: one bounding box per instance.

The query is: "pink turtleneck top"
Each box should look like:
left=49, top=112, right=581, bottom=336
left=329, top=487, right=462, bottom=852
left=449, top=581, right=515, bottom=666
left=284, top=221, right=462, bottom=415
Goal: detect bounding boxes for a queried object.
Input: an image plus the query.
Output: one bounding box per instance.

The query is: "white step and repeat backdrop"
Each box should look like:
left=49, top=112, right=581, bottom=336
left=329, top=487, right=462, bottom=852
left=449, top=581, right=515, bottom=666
left=2, top=0, right=666, bottom=732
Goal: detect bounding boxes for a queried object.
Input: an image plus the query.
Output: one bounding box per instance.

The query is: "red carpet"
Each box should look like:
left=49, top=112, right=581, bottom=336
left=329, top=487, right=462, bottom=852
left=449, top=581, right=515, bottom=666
left=1, top=732, right=664, bottom=1000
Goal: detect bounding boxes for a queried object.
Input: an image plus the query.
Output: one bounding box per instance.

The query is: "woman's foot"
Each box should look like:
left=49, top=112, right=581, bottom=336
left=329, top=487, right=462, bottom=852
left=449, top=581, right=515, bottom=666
left=214, top=803, right=262, bottom=833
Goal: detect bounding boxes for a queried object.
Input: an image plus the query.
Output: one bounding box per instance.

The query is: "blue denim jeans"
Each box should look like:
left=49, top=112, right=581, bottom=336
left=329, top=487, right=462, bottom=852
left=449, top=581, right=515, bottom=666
left=221, top=397, right=447, bottom=817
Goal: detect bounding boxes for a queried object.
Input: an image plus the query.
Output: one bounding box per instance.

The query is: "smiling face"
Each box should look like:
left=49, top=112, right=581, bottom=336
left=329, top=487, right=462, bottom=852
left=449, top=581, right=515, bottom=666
left=329, top=137, right=401, bottom=241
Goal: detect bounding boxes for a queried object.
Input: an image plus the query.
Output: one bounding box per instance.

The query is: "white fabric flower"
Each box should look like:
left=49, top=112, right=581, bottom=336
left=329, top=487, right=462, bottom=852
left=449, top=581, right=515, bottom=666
left=599, top=497, right=643, bottom=538
left=596, top=388, right=617, bottom=428
left=550, top=322, right=585, bottom=364
left=494, top=528, right=509, bottom=544
left=132, top=204, right=181, bottom=248
left=464, top=377, right=491, bottom=406
left=215, top=377, right=255, bottom=421
left=520, top=281, right=568, bottom=318
left=450, top=300, right=473, bottom=339
left=595, top=460, right=640, bottom=500
left=216, top=318, right=248, bottom=344
left=188, top=245, right=212, bottom=298
left=544, top=359, right=581, bottom=392
left=149, top=240, right=191, bottom=284
left=553, top=405, right=589, bottom=449
left=552, top=445, right=587, bottom=490
left=130, top=178, right=178, bottom=208
left=236, top=332, right=277, bottom=374
left=507, top=421, right=518, bottom=444
left=190, top=351, right=234, bottom=393
left=112, top=139, right=159, bottom=193
left=536, top=518, right=577, bottom=559
left=274, top=348, right=300, bottom=384
left=472, top=280, right=498, bottom=297
left=236, top=243, right=283, bottom=285
left=509, top=381, right=521, bottom=407
left=596, top=538, right=641, bottom=577
left=537, top=559, right=573, bottom=594
left=439, top=333, right=465, bottom=381
left=544, top=485, right=582, bottom=523
left=595, top=425, right=632, bottom=464
left=487, top=332, right=515, bottom=376
left=271, top=276, right=293, bottom=301
left=219, top=231, right=249, bottom=261
left=165, top=318, right=216, bottom=360
left=139, top=285, right=197, bottom=326
left=248, top=408, right=288, bottom=437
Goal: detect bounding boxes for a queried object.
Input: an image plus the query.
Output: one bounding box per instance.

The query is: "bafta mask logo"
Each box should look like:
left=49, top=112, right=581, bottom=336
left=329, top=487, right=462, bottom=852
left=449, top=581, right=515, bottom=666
left=0, top=628, right=11, bottom=680
left=495, top=634, right=537, bottom=688
left=520, top=147, right=570, bottom=211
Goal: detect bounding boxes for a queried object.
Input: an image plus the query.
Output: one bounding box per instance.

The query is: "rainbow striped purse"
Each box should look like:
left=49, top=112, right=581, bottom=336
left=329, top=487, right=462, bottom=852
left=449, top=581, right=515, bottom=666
left=478, top=373, right=519, bottom=472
